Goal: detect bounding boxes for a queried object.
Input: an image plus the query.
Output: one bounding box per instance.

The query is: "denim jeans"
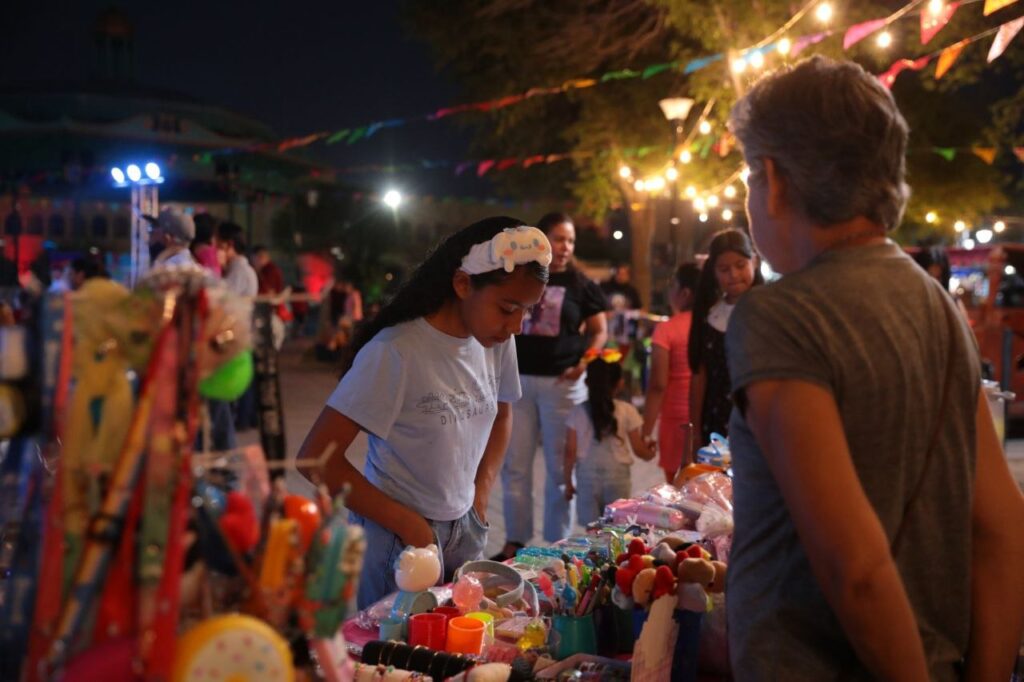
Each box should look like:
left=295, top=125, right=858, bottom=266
left=499, top=374, right=586, bottom=543
left=575, top=460, right=631, bottom=527
left=353, top=508, right=489, bottom=610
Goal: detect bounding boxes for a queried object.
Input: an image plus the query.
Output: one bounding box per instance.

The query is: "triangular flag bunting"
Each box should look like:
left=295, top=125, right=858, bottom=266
left=844, top=18, right=889, bottom=49
left=935, top=40, right=969, bottom=79
left=921, top=2, right=959, bottom=44
left=973, top=147, right=997, bottom=164
left=933, top=147, right=957, bottom=161
left=1014, top=147, right=1024, bottom=163
left=792, top=31, right=830, bottom=55
left=878, top=57, right=931, bottom=89
left=988, top=17, right=1024, bottom=62
left=496, top=158, right=519, bottom=171
left=984, top=0, right=1019, bottom=15
left=477, top=160, right=496, bottom=176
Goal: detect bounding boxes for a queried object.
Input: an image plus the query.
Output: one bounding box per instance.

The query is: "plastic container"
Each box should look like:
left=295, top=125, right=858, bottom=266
left=551, top=614, right=597, bottom=660
left=408, top=612, right=447, bottom=650
left=465, top=611, right=495, bottom=639
left=378, top=614, right=407, bottom=641
left=446, top=616, right=485, bottom=655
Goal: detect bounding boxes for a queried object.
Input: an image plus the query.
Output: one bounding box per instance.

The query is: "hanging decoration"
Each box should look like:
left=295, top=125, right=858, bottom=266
left=844, top=18, right=890, bottom=49
left=878, top=56, right=932, bottom=88
left=921, top=2, right=960, bottom=44
left=935, top=39, right=969, bottom=77
left=984, top=0, right=1020, bottom=15
left=987, top=16, right=1024, bottom=61
left=1014, top=148, right=1024, bottom=163
left=972, top=146, right=997, bottom=164
left=933, top=147, right=958, bottom=161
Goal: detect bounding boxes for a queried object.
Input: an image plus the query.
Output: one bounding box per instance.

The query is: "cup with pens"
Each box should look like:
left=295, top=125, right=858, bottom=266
left=541, top=559, right=603, bottom=659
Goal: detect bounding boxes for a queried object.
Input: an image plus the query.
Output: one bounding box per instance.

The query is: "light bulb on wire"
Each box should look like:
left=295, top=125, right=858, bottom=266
left=684, top=185, right=697, bottom=198
left=994, top=220, right=1007, bottom=233
left=707, top=194, right=720, bottom=208
left=722, top=208, right=734, bottom=221
left=694, top=197, right=707, bottom=212
left=928, top=0, right=944, bottom=16
left=749, top=51, right=765, bottom=69
left=666, top=167, right=679, bottom=181
left=876, top=31, right=893, bottom=48
left=698, top=213, right=709, bottom=223
left=634, top=179, right=645, bottom=192
left=815, top=2, right=833, bottom=23
left=619, top=165, right=632, bottom=178
left=680, top=150, right=693, bottom=164
left=723, top=185, right=737, bottom=199
left=731, top=58, right=748, bottom=74
left=699, top=120, right=712, bottom=135
left=778, top=38, right=792, bottom=55
left=925, top=211, right=938, bottom=224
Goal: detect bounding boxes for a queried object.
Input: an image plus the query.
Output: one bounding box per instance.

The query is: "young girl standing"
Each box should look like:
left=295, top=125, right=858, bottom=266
left=564, top=356, right=655, bottom=526
left=642, top=263, right=701, bottom=482
left=688, top=229, right=762, bottom=448
left=297, top=217, right=550, bottom=608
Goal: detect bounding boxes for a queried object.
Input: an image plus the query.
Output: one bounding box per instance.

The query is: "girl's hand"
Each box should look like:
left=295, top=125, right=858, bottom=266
left=564, top=481, right=575, bottom=501
left=400, top=514, right=435, bottom=548
left=643, top=434, right=658, bottom=453
left=558, top=363, right=585, bottom=383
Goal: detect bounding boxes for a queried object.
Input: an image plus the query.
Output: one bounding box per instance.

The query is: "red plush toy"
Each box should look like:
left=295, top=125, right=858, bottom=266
left=616, top=537, right=650, bottom=565
left=614, top=554, right=646, bottom=595
left=652, top=565, right=677, bottom=599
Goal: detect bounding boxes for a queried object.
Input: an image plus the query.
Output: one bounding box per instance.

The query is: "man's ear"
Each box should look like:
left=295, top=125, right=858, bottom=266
left=452, top=269, right=473, bottom=300
left=764, top=157, right=789, bottom=219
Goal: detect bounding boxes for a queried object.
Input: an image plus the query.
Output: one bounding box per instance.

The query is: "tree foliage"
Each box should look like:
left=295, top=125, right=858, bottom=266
left=405, top=0, right=1023, bottom=241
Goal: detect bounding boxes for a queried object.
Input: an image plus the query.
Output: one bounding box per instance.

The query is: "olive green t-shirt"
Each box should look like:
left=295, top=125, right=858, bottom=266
left=726, top=242, right=980, bottom=681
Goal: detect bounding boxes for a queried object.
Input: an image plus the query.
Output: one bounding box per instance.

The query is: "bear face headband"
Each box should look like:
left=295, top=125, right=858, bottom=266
left=460, top=225, right=552, bottom=275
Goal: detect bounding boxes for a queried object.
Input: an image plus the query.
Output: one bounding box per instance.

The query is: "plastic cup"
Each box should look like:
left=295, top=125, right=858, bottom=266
left=432, top=606, right=461, bottom=622
left=408, top=612, right=447, bottom=650
left=552, top=614, right=597, bottom=660
left=446, top=616, right=485, bottom=655
left=465, top=611, right=495, bottom=640
left=379, top=615, right=407, bottom=641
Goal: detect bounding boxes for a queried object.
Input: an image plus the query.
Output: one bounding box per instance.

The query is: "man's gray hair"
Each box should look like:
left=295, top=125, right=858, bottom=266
left=729, top=56, right=910, bottom=231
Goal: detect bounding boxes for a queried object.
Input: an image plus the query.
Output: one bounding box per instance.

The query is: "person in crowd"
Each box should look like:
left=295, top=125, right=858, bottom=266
left=492, top=212, right=608, bottom=560
left=69, top=256, right=106, bottom=291
left=216, top=222, right=259, bottom=432
left=643, top=262, right=701, bottom=482
left=724, top=55, right=1024, bottom=680
left=688, top=228, right=761, bottom=448
left=315, top=267, right=364, bottom=363
left=912, top=245, right=970, bottom=319
left=191, top=213, right=221, bottom=276
left=295, top=217, right=549, bottom=608
left=600, top=262, right=643, bottom=311
left=216, top=222, right=258, bottom=298
left=253, top=245, right=291, bottom=350
left=564, top=354, right=654, bottom=527
left=147, top=207, right=196, bottom=268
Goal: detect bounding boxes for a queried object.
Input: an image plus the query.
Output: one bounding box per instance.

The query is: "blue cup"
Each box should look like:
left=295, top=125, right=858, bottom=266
left=552, top=614, right=597, bottom=660
left=379, top=614, right=407, bottom=641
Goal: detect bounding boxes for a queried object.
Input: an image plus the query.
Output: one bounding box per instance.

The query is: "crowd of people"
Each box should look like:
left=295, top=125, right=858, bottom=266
left=296, top=56, right=1023, bottom=680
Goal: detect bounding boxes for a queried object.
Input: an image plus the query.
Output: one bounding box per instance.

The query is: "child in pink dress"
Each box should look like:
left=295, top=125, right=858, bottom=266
left=643, top=264, right=700, bottom=481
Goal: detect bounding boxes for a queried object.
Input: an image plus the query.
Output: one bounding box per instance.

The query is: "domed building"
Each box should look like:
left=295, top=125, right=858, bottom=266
left=0, top=8, right=330, bottom=281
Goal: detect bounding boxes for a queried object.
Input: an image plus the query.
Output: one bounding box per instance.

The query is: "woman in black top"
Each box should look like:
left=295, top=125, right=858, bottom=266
left=492, top=213, right=608, bottom=559
left=688, top=229, right=762, bottom=448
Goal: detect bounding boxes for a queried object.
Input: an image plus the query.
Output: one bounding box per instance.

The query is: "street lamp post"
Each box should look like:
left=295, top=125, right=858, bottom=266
left=111, top=161, right=164, bottom=287
left=659, top=97, right=694, bottom=263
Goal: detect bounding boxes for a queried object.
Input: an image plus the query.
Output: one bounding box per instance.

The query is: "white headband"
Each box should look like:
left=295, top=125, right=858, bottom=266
left=459, top=225, right=553, bottom=275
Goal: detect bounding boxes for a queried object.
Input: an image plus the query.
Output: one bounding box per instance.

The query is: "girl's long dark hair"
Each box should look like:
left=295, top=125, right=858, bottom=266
left=585, top=359, right=623, bottom=442
left=350, top=216, right=549, bottom=360
left=688, top=229, right=764, bottom=373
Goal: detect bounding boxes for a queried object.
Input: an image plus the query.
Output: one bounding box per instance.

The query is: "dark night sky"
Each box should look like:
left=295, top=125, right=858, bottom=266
left=0, top=1, right=483, bottom=196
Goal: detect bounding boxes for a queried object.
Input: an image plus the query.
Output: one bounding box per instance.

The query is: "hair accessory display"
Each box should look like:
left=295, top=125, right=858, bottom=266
left=459, top=226, right=552, bottom=275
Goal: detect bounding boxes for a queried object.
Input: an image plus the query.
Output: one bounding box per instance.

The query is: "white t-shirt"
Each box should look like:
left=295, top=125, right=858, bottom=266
left=707, top=299, right=735, bottom=333
left=223, top=256, right=258, bottom=297
left=327, top=318, right=521, bottom=521
left=566, top=399, right=643, bottom=466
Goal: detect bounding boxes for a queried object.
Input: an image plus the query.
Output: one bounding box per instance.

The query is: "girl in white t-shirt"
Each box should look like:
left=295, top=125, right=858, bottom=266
left=297, top=217, right=551, bottom=608
left=563, top=354, right=655, bottom=526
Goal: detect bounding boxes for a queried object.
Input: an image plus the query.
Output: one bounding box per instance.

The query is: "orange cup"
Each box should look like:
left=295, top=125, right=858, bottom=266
left=445, top=616, right=485, bottom=655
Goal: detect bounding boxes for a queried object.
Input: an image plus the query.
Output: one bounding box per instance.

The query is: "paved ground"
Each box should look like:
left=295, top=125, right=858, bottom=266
left=261, top=339, right=1024, bottom=558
